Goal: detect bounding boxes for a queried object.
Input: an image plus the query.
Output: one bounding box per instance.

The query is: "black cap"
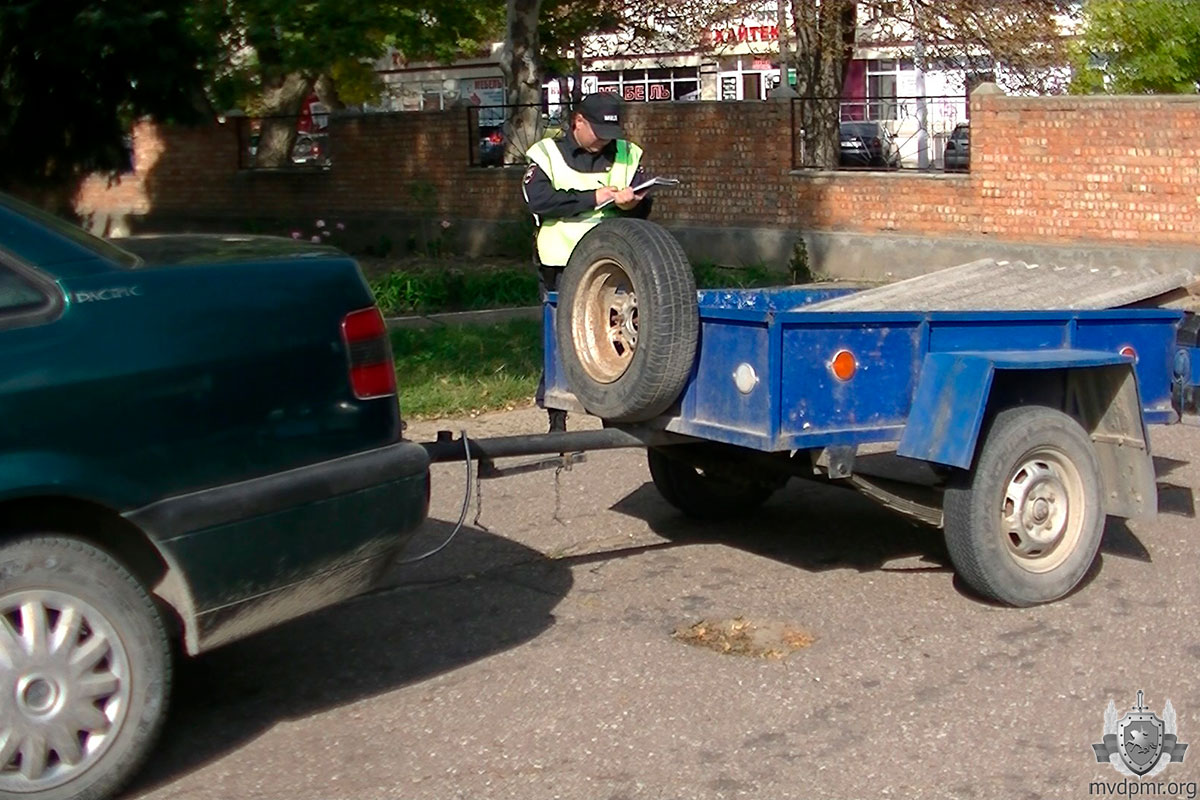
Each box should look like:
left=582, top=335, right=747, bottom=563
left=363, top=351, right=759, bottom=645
left=577, top=93, right=624, bottom=140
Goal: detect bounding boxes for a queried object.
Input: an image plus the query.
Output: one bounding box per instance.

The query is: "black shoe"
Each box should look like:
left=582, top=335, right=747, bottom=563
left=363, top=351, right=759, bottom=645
left=548, top=409, right=567, bottom=433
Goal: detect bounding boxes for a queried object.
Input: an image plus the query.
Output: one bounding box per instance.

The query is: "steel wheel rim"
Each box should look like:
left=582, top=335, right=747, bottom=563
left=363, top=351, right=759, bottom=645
left=999, top=447, right=1084, bottom=573
left=0, top=590, right=132, bottom=792
left=571, top=258, right=638, bottom=384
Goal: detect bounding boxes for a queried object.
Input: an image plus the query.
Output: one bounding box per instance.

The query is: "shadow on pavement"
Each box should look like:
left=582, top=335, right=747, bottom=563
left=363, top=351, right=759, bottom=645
left=610, top=475, right=1156, bottom=601
left=611, top=477, right=952, bottom=573
left=126, top=519, right=571, bottom=796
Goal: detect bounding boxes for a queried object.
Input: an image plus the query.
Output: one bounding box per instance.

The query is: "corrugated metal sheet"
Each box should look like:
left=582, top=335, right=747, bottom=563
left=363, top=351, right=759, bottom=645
left=802, top=259, right=1197, bottom=312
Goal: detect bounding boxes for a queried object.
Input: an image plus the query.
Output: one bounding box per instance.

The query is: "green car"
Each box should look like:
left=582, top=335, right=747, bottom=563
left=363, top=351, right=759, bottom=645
left=0, top=194, right=430, bottom=800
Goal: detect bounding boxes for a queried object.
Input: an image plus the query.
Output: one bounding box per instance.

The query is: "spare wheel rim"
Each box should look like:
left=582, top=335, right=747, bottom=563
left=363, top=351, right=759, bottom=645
left=571, top=258, right=638, bottom=384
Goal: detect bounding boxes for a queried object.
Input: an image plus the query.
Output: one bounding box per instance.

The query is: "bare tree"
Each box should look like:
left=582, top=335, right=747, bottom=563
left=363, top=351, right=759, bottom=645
left=857, top=0, right=1075, bottom=95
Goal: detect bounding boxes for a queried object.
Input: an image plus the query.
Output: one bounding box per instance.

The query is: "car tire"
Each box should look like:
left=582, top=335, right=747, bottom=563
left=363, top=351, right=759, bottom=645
left=0, top=535, right=171, bottom=800
left=556, top=219, right=698, bottom=422
left=942, top=406, right=1104, bottom=607
left=647, top=448, right=782, bottom=520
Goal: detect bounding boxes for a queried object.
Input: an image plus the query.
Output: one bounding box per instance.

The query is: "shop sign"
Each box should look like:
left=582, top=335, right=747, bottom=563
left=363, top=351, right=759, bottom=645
left=707, top=24, right=779, bottom=45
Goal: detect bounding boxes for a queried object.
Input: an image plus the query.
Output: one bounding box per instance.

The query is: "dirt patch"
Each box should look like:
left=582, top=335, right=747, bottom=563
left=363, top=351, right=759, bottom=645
left=673, top=617, right=815, bottom=659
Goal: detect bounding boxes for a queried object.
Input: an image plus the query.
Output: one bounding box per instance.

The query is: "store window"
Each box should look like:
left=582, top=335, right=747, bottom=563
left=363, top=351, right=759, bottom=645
left=866, top=58, right=913, bottom=120
left=592, top=68, right=701, bottom=102
left=717, top=56, right=777, bottom=101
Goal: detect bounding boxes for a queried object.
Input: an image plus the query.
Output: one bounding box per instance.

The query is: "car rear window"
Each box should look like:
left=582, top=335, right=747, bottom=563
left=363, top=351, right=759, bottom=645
left=841, top=123, right=878, bottom=137
left=0, top=194, right=141, bottom=269
left=0, top=269, right=47, bottom=312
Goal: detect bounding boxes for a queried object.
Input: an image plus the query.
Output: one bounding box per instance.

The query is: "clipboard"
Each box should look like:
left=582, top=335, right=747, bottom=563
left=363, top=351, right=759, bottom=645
left=596, top=176, right=680, bottom=209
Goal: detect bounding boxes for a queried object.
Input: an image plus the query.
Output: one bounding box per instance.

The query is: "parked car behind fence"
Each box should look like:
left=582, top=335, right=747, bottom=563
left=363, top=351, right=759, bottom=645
left=943, top=122, right=970, bottom=172
left=839, top=121, right=900, bottom=169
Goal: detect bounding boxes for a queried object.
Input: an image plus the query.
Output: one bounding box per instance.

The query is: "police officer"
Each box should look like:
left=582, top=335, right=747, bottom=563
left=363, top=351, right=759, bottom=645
left=522, top=93, right=652, bottom=432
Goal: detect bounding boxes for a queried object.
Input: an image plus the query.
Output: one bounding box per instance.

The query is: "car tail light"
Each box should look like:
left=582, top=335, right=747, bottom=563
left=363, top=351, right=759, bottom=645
left=488, top=131, right=503, bottom=144
left=341, top=307, right=396, bottom=399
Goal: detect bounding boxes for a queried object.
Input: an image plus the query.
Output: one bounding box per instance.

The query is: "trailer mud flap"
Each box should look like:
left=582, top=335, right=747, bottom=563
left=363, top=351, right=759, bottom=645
left=898, top=350, right=1156, bottom=519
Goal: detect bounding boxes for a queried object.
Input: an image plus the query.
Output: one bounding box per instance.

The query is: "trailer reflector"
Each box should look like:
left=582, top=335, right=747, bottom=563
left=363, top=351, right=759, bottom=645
left=831, top=350, right=857, bottom=381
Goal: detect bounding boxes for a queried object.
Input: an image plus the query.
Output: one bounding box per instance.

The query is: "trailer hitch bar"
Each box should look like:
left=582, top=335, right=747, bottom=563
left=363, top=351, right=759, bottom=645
left=419, top=427, right=691, bottom=464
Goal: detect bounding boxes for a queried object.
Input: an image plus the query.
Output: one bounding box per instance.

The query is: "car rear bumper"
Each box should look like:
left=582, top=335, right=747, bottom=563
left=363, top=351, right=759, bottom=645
left=126, top=441, right=432, bottom=652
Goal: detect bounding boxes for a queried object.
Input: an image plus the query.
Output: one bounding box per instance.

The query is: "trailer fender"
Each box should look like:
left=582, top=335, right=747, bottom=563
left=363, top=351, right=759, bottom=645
left=898, top=350, right=1156, bottom=519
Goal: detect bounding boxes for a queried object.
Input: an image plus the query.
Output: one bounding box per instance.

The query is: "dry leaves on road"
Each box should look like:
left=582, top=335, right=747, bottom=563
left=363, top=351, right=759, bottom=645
left=673, top=617, right=815, bottom=660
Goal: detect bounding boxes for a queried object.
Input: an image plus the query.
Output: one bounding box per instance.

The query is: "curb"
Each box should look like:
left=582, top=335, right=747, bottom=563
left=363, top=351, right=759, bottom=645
left=384, top=305, right=542, bottom=330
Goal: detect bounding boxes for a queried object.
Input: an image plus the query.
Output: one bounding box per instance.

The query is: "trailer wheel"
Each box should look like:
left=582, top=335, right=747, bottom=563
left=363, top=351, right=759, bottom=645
left=648, top=448, right=781, bottom=520
left=943, top=406, right=1104, bottom=606
left=0, top=535, right=171, bottom=800
left=557, top=219, right=698, bottom=422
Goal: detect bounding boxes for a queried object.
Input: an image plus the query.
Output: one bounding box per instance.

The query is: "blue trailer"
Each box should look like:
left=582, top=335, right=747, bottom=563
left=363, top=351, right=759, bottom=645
left=427, top=220, right=1199, bottom=608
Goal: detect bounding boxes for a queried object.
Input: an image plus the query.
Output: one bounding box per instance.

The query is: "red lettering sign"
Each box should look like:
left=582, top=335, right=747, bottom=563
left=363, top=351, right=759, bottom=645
left=623, top=85, right=646, bottom=101
left=648, top=84, right=671, bottom=101
left=707, top=24, right=779, bottom=45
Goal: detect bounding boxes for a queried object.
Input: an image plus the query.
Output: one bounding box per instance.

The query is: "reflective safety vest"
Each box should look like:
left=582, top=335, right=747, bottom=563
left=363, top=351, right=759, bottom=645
left=526, top=137, right=643, bottom=267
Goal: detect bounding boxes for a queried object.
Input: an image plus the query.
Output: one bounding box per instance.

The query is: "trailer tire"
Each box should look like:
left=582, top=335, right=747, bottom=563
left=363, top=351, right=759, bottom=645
left=943, top=406, right=1104, bottom=607
left=557, top=219, right=698, bottom=422
left=648, top=448, right=780, bottom=520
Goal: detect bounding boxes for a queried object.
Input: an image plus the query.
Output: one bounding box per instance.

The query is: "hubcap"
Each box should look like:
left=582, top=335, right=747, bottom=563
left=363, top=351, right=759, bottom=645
left=0, top=590, right=131, bottom=792
left=1000, top=448, right=1084, bottom=573
left=571, top=258, right=638, bottom=384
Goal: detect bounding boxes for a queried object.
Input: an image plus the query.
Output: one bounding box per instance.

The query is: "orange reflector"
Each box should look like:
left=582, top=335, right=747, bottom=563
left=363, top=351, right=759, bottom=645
left=831, top=350, right=857, bottom=381
left=1120, top=345, right=1137, bottom=363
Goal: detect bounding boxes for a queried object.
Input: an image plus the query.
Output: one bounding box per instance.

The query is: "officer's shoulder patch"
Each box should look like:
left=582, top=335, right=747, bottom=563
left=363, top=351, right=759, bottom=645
left=523, top=163, right=538, bottom=184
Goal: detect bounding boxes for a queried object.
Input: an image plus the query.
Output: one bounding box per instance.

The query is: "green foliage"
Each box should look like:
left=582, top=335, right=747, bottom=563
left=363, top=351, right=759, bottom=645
left=196, top=1, right=503, bottom=113
left=788, top=238, right=816, bottom=284
left=391, top=320, right=542, bottom=418
left=540, top=0, right=626, bottom=77
left=0, top=1, right=208, bottom=190
left=371, top=268, right=539, bottom=315
left=691, top=261, right=781, bottom=290
left=1070, top=0, right=1200, bottom=94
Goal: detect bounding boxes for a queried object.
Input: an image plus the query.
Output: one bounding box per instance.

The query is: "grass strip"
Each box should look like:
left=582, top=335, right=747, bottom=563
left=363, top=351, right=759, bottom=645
left=371, top=262, right=783, bottom=316
left=392, top=319, right=542, bottom=419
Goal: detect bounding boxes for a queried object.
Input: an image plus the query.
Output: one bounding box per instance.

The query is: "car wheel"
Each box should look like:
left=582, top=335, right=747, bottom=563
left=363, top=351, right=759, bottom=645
left=942, top=406, right=1104, bottom=607
left=647, top=448, right=782, bottom=520
left=556, top=219, right=698, bottom=422
left=0, top=536, right=171, bottom=800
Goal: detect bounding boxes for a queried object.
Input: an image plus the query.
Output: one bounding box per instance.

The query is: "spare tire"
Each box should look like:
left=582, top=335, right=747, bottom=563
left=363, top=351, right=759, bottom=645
left=556, top=219, right=698, bottom=422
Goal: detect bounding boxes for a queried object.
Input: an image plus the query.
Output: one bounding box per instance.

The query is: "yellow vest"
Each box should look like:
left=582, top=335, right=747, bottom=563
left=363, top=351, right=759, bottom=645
left=526, top=137, right=643, bottom=267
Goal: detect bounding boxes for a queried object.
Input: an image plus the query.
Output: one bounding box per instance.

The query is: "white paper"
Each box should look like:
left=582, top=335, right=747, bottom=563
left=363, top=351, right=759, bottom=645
left=595, top=177, right=680, bottom=209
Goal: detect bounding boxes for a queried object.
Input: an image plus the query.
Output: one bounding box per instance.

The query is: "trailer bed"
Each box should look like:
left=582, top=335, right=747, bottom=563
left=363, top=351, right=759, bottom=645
left=543, top=285, right=1181, bottom=456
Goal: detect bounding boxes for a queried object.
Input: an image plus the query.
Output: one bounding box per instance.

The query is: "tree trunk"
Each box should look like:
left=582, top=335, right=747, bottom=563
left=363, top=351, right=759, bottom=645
left=255, top=72, right=313, bottom=168
left=572, top=38, right=584, bottom=105
left=314, top=74, right=346, bottom=111
left=499, top=0, right=544, bottom=163
left=791, top=0, right=857, bottom=169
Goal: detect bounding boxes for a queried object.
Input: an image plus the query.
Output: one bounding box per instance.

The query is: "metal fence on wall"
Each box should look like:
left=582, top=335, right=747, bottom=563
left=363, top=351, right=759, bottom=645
left=466, top=103, right=565, bottom=169
left=790, top=94, right=970, bottom=173
left=233, top=114, right=333, bottom=171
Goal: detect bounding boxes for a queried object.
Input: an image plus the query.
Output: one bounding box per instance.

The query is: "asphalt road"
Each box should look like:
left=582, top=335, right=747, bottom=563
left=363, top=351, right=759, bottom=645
left=128, top=408, right=1200, bottom=800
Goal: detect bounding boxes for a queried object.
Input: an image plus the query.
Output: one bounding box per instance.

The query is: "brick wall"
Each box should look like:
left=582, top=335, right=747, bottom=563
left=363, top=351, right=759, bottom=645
left=75, top=90, right=1200, bottom=250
